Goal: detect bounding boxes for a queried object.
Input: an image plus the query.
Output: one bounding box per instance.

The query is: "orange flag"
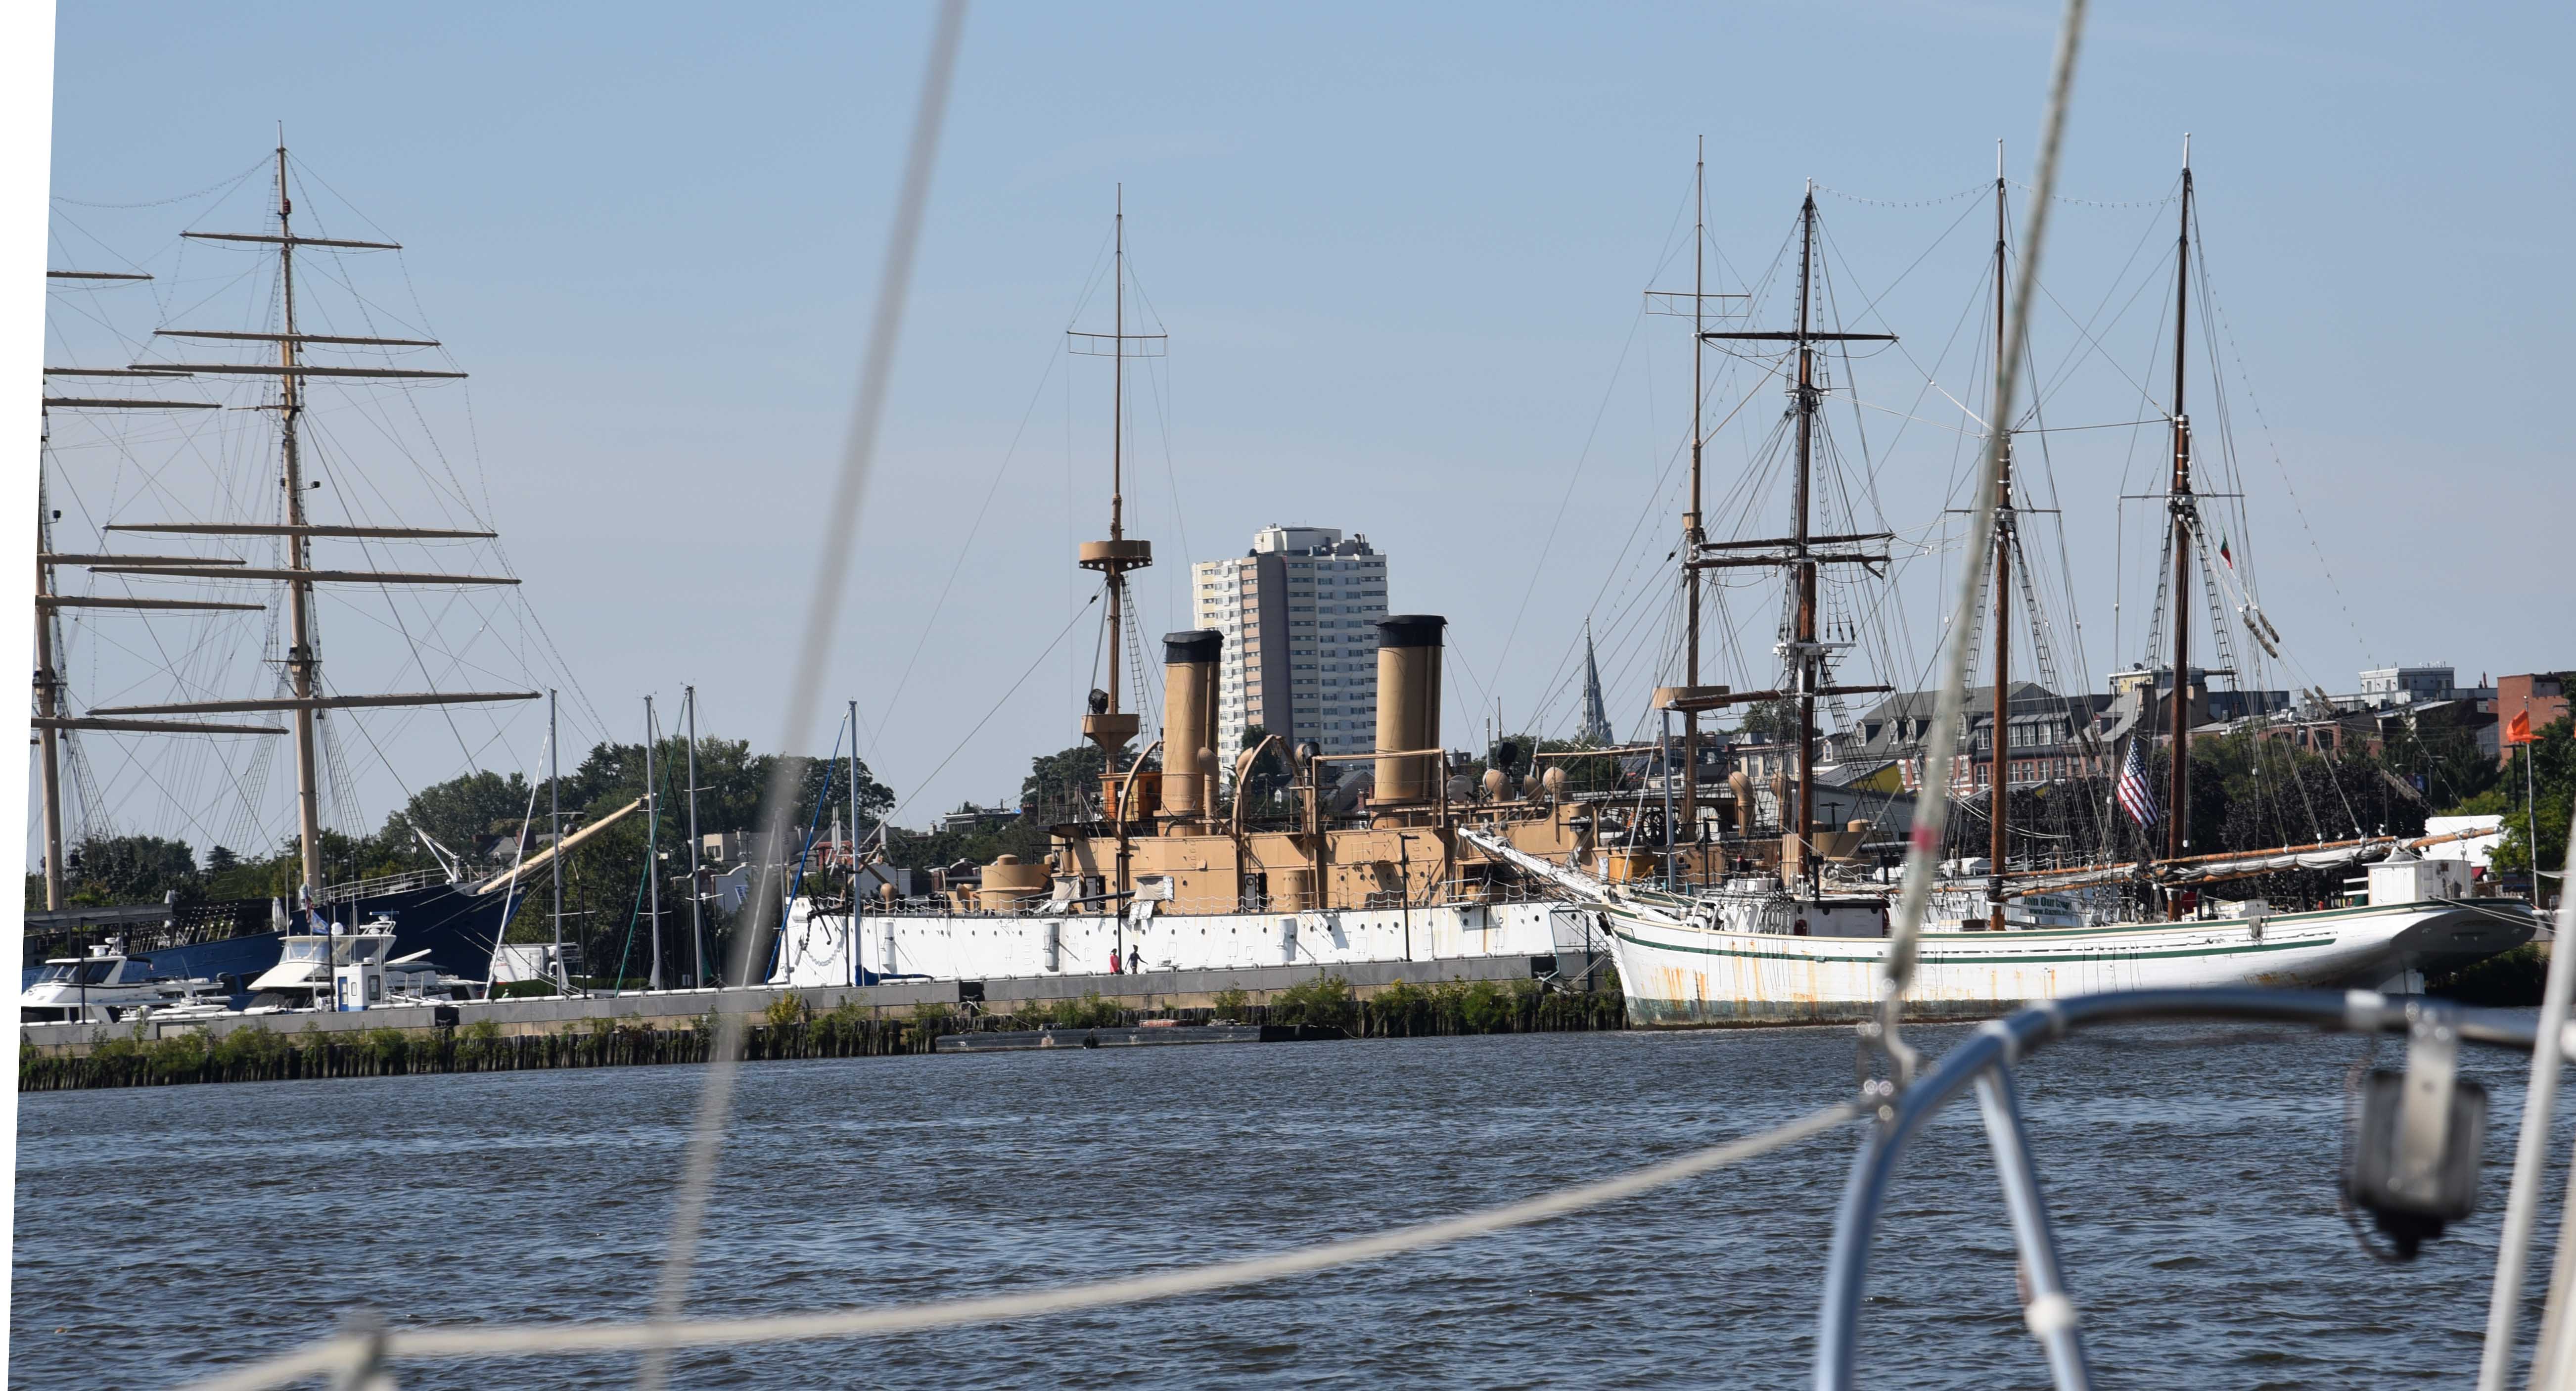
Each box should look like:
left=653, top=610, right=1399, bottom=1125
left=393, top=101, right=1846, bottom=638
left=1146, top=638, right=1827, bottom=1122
left=2507, top=710, right=2534, bottom=745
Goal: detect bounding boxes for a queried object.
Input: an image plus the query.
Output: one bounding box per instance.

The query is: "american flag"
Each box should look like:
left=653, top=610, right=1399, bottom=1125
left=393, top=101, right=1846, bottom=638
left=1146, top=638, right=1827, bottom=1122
left=2116, top=738, right=2161, bottom=830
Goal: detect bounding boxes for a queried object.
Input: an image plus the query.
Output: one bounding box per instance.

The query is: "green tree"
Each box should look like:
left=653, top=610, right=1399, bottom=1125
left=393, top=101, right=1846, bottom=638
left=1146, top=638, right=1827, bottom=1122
left=201, top=836, right=301, bottom=901
left=882, top=818, right=1051, bottom=876
left=2383, top=713, right=2504, bottom=811
left=1021, top=742, right=1108, bottom=818
left=605, top=736, right=889, bottom=837
left=1229, top=724, right=1292, bottom=818
left=62, top=834, right=198, bottom=906
left=493, top=733, right=892, bottom=988
left=1741, top=698, right=1798, bottom=741
left=379, top=769, right=534, bottom=871
left=783, top=749, right=893, bottom=828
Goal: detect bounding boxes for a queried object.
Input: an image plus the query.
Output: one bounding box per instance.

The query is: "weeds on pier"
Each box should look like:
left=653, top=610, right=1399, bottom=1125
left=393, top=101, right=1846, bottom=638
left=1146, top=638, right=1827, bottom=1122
left=1045, top=992, right=1125, bottom=1029
left=1359, top=977, right=1622, bottom=1038
left=1268, top=976, right=1356, bottom=1029
left=20, top=977, right=1628, bottom=1092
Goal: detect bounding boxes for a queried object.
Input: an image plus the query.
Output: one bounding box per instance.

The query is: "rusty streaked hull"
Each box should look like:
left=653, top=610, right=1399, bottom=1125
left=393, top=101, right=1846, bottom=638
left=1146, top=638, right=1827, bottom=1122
left=1602, top=899, right=2535, bottom=1026
left=774, top=899, right=1604, bottom=986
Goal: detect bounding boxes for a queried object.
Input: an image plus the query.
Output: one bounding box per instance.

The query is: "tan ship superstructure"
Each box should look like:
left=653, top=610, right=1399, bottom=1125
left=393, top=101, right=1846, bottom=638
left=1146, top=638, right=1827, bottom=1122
left=1021, top=195, right=1593, bottom=925
left=768, top=194, right=1746, bottom=988
left=777, top=609, right=1679, bottom=987
left=776, top=166, right=2534, bottom=1012
left=771, top=584, right=1896, bottom=989
left=1036, top=617, right=1592, bottom=920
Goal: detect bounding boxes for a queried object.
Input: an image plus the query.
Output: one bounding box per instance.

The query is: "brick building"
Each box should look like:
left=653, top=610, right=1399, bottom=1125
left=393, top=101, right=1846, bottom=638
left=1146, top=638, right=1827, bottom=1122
left=2498, top=672, right=2573, bottom=762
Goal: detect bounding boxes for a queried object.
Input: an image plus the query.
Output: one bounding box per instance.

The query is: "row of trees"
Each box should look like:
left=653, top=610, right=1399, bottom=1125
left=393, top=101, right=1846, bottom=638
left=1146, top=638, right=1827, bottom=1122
left=27, top=735, right=894, bottom=957
left=34, top=717, right=2567, bottom=972
left=28, top=734, right=1127, bottom=985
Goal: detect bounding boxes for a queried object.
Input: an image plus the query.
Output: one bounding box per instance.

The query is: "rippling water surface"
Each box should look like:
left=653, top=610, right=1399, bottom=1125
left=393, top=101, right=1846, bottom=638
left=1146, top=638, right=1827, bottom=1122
left=13, top=1020, right=2566, bottom=1389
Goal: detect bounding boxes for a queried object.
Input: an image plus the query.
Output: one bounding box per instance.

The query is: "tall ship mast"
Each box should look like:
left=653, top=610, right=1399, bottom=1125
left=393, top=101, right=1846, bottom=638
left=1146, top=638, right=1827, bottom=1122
left=1983, top=147, right=2018, bottom=929
left=29, top=142, right=546, bottom=988
left=761, top=157, right=2532, bottom=1032
left=2162, top=141, right=2200, bottom=897
left=1070, top=185, right=1159, bottom=763
left=35, top=280, right=268, bottom=913
left=87, top=142, right=538, bottom=905
left=1678, top=141, right=1710, bottom=831
left=1689, top=185, right=1894, bottom=894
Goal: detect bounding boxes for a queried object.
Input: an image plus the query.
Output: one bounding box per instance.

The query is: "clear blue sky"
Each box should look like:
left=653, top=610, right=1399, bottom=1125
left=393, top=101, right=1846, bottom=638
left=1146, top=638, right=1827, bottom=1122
left=40, top=0, right=2574, bottom=849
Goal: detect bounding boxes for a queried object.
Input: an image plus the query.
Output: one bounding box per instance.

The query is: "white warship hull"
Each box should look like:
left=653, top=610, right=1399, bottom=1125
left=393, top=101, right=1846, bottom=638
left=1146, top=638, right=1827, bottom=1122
left=1602, top=898, right=2535, bottom=1026
left=771, top=899, right=1599, bottom=988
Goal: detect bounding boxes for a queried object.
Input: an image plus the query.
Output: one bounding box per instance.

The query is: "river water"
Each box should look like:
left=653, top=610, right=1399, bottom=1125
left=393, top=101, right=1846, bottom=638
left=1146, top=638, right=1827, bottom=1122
left=12, top=1020, right=2566, bottom=1389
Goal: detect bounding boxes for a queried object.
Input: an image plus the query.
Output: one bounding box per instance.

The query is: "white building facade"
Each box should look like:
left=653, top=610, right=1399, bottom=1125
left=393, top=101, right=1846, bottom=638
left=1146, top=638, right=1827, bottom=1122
left=2359, top=666, right=2451, bottom=705
left=2355, top=665, right=2493, bottom=709
left=1192, top=525, right=1389, bottom=767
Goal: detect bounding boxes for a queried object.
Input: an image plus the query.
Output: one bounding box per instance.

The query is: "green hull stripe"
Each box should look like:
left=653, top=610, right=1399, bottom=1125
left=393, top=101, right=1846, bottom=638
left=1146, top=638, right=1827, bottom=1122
left=1605, top=898, right=2471, bottom=944
left=1602, top=923, right=2326, bottom=967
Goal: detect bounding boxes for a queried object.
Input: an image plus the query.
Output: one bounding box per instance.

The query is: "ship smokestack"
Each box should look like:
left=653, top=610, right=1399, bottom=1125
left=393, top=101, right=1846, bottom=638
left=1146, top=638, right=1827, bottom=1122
left=1160, top=630, right=1222, bottom=817
left=1373, top=615, right=1445, bottom=804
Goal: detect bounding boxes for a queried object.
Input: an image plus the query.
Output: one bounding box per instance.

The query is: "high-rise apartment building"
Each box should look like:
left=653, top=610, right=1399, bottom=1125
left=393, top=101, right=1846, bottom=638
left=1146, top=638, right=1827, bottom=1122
left=1191, top=525, right=1389, bottom=767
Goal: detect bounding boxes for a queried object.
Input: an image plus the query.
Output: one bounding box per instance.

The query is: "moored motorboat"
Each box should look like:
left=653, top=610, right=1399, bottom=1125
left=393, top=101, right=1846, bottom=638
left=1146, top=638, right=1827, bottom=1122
left=17, top=944, right=229, bottom=1024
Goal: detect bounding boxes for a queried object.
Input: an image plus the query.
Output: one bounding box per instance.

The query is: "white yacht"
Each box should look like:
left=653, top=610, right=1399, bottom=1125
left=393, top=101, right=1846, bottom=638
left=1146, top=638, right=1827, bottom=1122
left=232, top=917, right=480, bottom=1014
left=17, top=944, right=229, bottom=1024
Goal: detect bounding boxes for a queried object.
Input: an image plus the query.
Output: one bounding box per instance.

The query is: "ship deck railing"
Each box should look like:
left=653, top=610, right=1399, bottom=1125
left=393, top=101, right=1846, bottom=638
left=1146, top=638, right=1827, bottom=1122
left=1818, top=987, right=2568, bottom=1389
left=20, top=897, right=277, bottom=968
left=844, top=878, right=1589, bottom=919
left=316, top=867, right=455, bottom=905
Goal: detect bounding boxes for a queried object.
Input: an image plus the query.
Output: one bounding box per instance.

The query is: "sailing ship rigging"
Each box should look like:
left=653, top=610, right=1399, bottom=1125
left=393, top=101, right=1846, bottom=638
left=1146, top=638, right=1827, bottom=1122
left=1984, top=146, right=2022, bottom=928
left=34, top=289, right=272, bottom=914
left=1684, top=184, right=1898, bottom=892
left=1525, top=148, right=2537, bottom=1022
left=1069, top=185, right=1164, bottom=770
left=82, top=142, right=536, bottom=908
left=31, top=141, right=559, bottom=988
left=30, top=139, right=2530, bottom=1029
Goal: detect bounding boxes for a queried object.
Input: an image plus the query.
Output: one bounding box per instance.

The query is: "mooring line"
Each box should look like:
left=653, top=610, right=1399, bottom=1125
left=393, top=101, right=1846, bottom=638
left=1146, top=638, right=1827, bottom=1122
left=179, top=1102, right=1858, bottom=1388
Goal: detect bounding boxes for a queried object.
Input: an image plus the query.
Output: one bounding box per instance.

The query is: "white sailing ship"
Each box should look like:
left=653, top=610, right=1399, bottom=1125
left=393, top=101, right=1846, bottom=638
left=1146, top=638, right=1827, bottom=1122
left=772, top=163, right=2538, bottom=1020
left=1493, top=154, right=2541, bottom=1024
left=1468, top=831, right=2534, bottom=1024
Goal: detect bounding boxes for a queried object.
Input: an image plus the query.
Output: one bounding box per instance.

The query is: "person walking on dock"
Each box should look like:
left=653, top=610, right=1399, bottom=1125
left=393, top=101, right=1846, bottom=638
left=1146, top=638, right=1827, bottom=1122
left=1126, top=943, right=1141, bottom=975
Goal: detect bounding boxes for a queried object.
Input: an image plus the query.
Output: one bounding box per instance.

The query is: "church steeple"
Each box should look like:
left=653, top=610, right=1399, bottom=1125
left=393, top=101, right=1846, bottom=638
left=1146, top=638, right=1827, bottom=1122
left=1579, top=620, right=1613, bottom=745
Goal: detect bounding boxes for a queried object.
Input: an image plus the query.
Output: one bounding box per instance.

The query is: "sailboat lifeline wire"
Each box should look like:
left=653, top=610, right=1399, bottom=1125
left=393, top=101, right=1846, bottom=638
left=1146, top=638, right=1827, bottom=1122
left=1874, top=0, right=2088, bottom=1068
left=638, top=6, right=969, bottom=1388
left=181, top=1103, right=1859, bottom=1387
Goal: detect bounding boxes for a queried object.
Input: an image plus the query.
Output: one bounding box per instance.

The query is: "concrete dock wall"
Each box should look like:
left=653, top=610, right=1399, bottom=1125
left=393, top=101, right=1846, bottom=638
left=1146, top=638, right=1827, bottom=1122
left=22, top=950, right=1591, bottom=1058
